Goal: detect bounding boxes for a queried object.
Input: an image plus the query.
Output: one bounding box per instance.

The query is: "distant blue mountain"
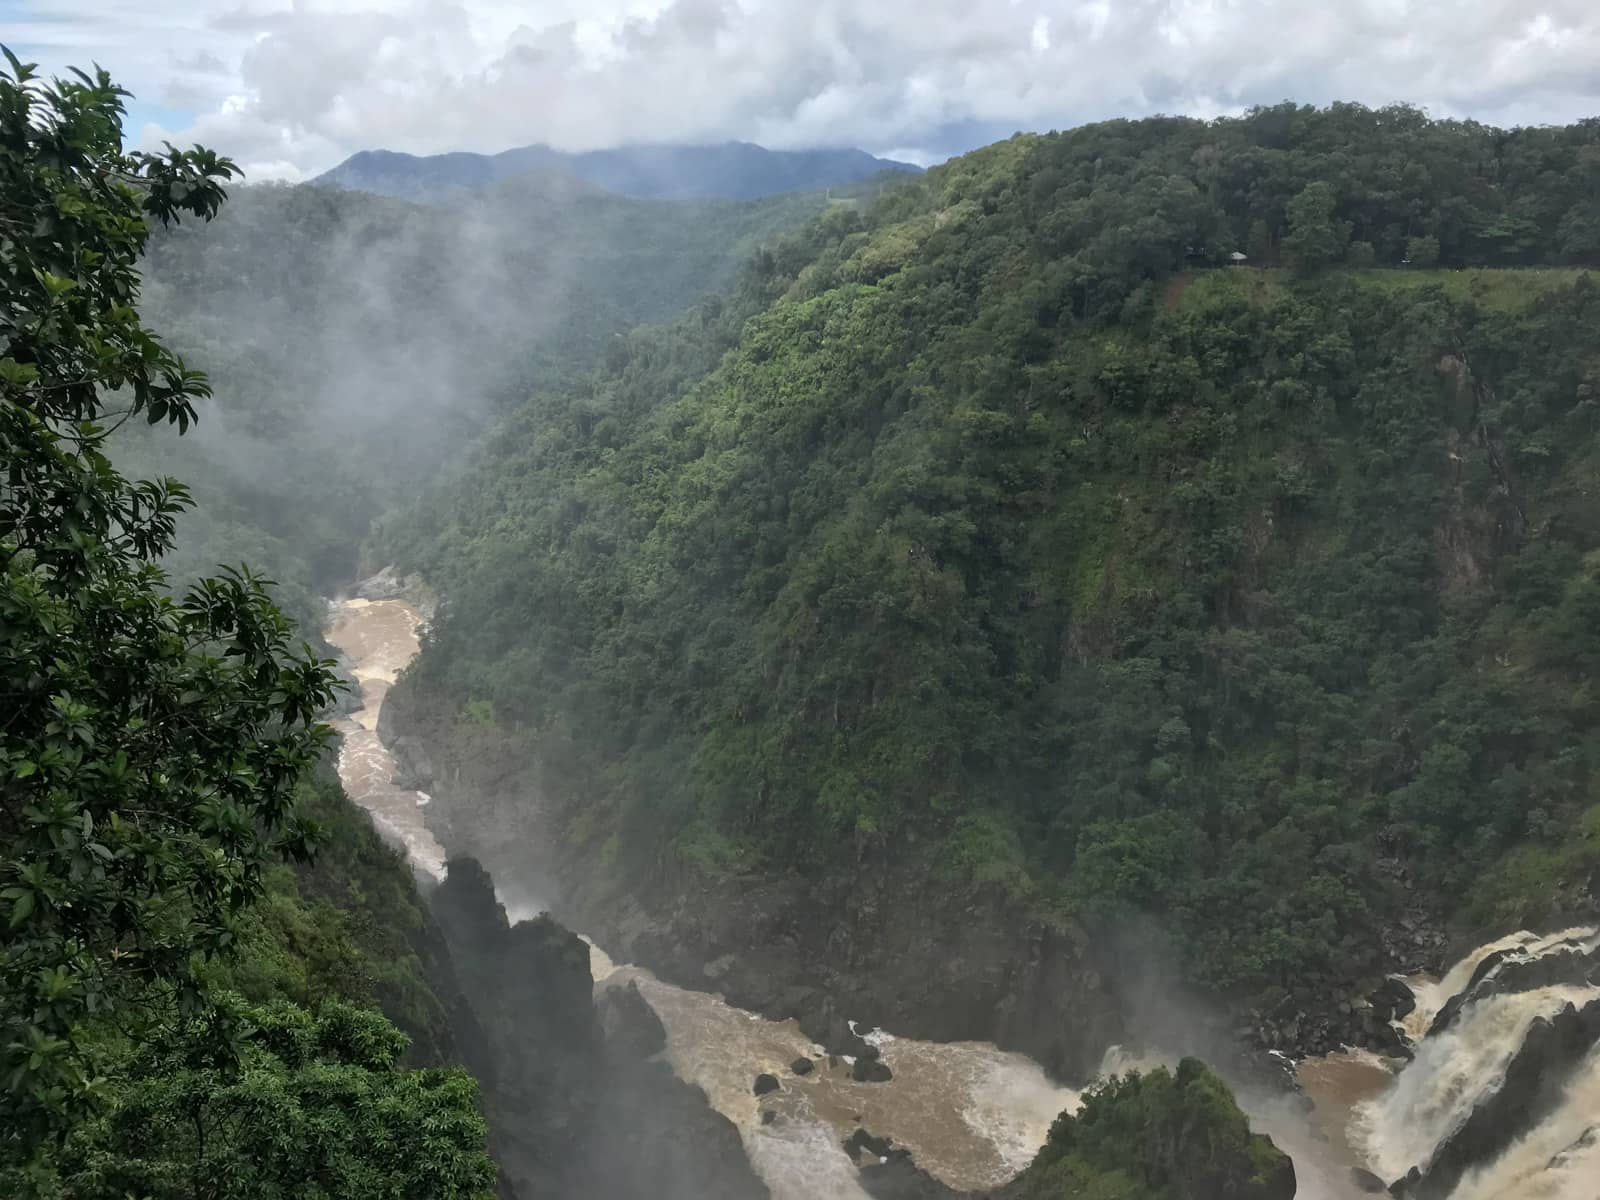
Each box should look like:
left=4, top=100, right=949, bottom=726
left=314, top=141, right=921, bottom=203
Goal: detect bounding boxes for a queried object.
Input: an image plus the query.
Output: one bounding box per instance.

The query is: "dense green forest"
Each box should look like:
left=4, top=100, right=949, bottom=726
left=386, top=102, right=1600, bottom=998
left=113, top=170, right=825, bottom=628
left=0, top=55, right=492, bottom=1196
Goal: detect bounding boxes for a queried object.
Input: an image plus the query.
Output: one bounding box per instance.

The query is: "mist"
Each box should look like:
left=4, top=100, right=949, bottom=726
left=116, top=169, right=822, bottom=619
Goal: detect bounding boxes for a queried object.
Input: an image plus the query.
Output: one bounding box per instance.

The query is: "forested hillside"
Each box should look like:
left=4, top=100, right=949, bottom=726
left=318, top=141, right=920, bottom=203
left=385, top=102, right=1600, bottom=1000
left=114, top=173, right=824, bottom=626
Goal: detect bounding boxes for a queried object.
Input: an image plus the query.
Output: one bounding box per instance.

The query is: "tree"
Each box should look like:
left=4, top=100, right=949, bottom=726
left=1281, top=181, right=1348, bottom=271
left=0, top=50, right=340, bottom=1152
left=21, top=999, right=495, bottom=1199
left=1345, top=239, right=1377, bottom=268
left=1406, top=234, right=1441, bottom=266
left=1009, top=1060, right=1295, bottom=1200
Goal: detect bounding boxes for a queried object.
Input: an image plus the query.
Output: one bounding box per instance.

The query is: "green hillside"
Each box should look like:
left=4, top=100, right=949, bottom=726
left=385, top=104, right=1600, bottom=995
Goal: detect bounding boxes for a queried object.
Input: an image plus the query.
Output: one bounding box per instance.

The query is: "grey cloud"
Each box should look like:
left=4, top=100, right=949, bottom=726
left=19, top=0, right=1600, bottom=179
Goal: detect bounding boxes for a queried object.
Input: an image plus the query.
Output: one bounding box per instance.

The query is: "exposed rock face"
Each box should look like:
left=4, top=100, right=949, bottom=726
left=1395, top=996, right=1600, bottom=1200
left=790, top=1056, right=814, bottom=1075
left=348, top=564, right=434, bottom=610
left=429, top=856, right=768, bottom=1200
left=1427, top=950, right=1513, bottom=1037
left=753, top=1073, right=781, bottom=1096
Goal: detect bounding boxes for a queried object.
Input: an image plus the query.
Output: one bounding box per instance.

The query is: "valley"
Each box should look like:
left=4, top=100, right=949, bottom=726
left=9, top=49, right=1600, bottom=1198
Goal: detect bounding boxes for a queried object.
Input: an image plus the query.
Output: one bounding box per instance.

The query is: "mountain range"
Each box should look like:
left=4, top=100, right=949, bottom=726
left=315, top=140, right=922, bottom=202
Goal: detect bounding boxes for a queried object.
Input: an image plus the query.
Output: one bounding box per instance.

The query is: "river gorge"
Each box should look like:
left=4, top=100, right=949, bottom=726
left=327, top=592, right=1600, bottom=1199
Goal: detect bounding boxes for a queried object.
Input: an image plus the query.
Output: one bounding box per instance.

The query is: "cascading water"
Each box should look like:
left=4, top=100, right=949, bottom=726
left=1293, top=926, right=1600, bottom=1198
left=1449, top=1044, right=1600, bottom=1200
left=1352, top=983, right=1599, bottom=1182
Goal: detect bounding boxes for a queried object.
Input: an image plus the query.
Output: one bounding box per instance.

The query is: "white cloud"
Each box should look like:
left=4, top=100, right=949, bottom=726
left=9, top=0, right=1600, bottom=180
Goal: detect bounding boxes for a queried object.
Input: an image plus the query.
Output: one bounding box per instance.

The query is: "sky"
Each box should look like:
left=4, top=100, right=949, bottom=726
left=5, top=0, right=1600, bottom=181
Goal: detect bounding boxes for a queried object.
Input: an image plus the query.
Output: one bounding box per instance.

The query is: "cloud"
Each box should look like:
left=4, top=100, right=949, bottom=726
left=10, top=0, right=1600, bottom=180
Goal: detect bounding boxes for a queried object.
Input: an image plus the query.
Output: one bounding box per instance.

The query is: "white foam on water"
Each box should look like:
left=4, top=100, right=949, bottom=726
left=1449, top=1044, right=1600, bottom=1200
left=961, top=1053, right=1082, bottom=1175
left=1398, top=926, right=1600, bottom=1044
left=1353, top=984, right=1600, bottom=1183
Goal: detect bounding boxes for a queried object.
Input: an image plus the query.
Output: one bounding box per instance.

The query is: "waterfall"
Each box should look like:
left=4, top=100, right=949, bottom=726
left=1449, top=1044, right=1600, bottom=1200
left=1333, top=926, right=1600, bottom=1196
left=1352, top=984, right=1598, bottom=1181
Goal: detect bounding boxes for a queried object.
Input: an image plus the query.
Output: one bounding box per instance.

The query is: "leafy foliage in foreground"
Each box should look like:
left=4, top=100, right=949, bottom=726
left=386, top=104, right=1600, bottom=995
left=1004, top=1060, right=1293, bottom=1200
left=18, top=998, right=492, bottom=1200
left=0, top=51, right=493, bottom=1196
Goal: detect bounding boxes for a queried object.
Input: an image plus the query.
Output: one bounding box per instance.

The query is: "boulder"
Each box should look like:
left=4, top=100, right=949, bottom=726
left=791, top=1056, right=815, bottom=1076
left=851, top=1057, right=894, bottom=1083
left=1370, top=977, right=1417, bottom=1023
left=1481, top=945, right=1600, bottom=998
left=1427, top=950, right=1511, bottom=1037
left=799, top=999, right=875, bottom=1060
left=857, top=1150, right=965, bottom=1200
left=843, top=1129, right=896, bottom=1161
left=1350, top=1166, right=1388, bottom=1193
left=753, top=1073, right=781, bottom=1097
left=597, top=979, right=667, bottom=1061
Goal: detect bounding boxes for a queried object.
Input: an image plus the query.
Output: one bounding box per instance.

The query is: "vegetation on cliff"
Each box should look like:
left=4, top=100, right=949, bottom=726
left=1003, top=1060, right=1293, bottom=1200
left=385, top=102, right=1600, bottom=996
left=0, top=53, right=492, bottom=1196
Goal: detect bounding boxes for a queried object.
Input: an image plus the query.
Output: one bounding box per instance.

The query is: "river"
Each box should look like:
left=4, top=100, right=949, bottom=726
left=326, top=595, right=1079, bottom=1199
left=327, top=594, right=1600, bottom=1199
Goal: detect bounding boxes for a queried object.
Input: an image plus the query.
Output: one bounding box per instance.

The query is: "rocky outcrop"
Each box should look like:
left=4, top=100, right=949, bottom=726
left=348, top=564, right=436, bottom=612
left=1350, top=1166, right=1387, bottom=1193
left=597, top=978, right=667, bottom=1060
left=1394, top=996, right=1600, bottom=1200
left=1427, top=950, right=1513, bottom=1037
left=429, top=856, right=768, bottom=1200
left=859, top=1059, right=1295, bottom=1200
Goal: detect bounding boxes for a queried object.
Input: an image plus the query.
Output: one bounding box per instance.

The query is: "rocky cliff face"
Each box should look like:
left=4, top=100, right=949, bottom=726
left=429, top=857, right=768, bottom=1200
